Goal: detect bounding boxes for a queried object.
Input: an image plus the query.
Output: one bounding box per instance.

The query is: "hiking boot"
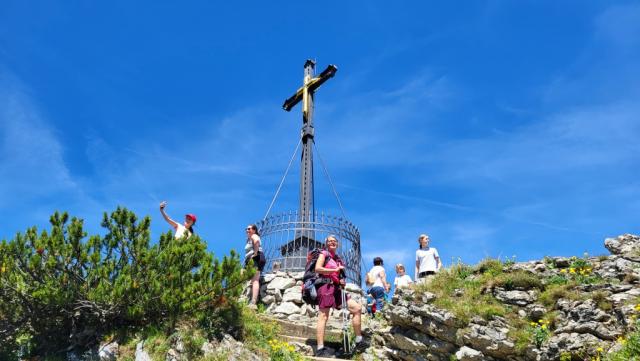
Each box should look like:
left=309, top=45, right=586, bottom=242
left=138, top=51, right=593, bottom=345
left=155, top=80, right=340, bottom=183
left=353, top=340, right=368, bottom=353
left=315, top=347, right=333, bottom=357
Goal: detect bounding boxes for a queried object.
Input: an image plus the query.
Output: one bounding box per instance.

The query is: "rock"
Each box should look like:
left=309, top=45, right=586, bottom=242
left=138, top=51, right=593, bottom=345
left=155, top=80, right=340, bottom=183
left=289, top=340, right=313, bottom=355
left=455, top=346, right=484, bottom=361
left=282, top=286, right=303, bottom=304
left=422, top=292, right=436, bottom=303
left=165, top=348, right=180, bottom=361
left=201, top=341, right=215, bottom=356
left=135, top=342, right=152, bottom=361
left=384, top=332, right=429, bottom=352
left=386, top=301, right=459, bottom=344
left=289, top=271, right=304, bottom=280
left=605, top=234, right=640, bottom=258
left=555, top=299, right=623, bottom=340
left=525, top=304, right=547, bottom=320
left=267, top=277, right=296, bottom=291
left=610, top=287, right=640, bottom=304
left=534, top=263, right=547, bottom=272
left=263, top=273, right=277, bottom=283
left=274, top=302, right=301, bottom=315
left=98, top=341, right=118, bottom=361
left=267, top=288, right=283, bottom=302
left=215, top=334, right=262, bottom=361
left=493, top=288, right=537, bottom=306
left=345, top=282, right=364, bottom=293
left=459, top=318, right=515, bottom=359
left=542, top=332, right=601, bottom=357
left=262, top=295, right=275, bottom=304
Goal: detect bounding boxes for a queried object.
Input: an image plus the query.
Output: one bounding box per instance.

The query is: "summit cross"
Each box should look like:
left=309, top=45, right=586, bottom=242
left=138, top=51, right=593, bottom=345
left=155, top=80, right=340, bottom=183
left=282, top=60, right=337, bottom=222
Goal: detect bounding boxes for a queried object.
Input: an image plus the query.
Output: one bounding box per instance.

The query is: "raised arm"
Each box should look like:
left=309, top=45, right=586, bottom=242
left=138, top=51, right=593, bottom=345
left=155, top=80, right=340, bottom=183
left=159, top=201, right=178, bottom=229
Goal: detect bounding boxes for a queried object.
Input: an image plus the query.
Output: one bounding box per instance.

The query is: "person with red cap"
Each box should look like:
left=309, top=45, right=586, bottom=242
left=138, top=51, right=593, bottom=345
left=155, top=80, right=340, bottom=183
left=159, top=201, right=196, bottom=239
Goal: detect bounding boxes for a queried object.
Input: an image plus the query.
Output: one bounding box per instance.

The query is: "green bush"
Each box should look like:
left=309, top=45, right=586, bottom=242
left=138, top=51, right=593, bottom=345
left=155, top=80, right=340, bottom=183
left=493, top=270, right=544, bottom=291
left=0, top=208, right=251, bottom=360
left=475, top=258, right=504, bottom=277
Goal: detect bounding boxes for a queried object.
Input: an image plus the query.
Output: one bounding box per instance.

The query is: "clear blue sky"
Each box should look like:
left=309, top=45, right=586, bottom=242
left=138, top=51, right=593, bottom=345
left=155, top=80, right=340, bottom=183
left=1, top=1, right=639, bottom=277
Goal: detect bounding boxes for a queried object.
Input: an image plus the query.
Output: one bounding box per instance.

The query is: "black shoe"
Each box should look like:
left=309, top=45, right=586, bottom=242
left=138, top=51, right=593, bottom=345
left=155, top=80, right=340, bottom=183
left=353, top=340, right=368, bottom=353
left=315, top=347, right=333, bottom=357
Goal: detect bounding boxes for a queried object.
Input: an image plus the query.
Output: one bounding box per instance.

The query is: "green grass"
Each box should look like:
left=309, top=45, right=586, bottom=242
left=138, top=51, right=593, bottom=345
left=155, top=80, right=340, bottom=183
left=416, top=260, right=509, bottom=326
left=492, top=270, right=544, bottom=291
left=538, top=283, right=582, bottom=309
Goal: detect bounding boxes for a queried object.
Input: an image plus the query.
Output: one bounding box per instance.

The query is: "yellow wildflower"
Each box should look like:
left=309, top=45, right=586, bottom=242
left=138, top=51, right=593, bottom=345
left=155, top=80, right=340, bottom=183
left=559, top=269, right=567, bottom=273
left=569, top=268, right=576, bottom=274
left=618, top=336, right=626, bottom=344
left=634, top=304, right=640, bottom=312
left=541, top=324, right=547, bottom=330
left=597, top=346, right=604, bottom=353
left=530, top=322, right=537, bottom=326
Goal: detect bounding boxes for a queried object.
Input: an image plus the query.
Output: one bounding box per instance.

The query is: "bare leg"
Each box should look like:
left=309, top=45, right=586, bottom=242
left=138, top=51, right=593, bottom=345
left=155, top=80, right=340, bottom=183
left=317, top=308, right=330, bottom=347
left=347, top=299, right=362, bottom=336
left=250, top=272, right=260, bottom=304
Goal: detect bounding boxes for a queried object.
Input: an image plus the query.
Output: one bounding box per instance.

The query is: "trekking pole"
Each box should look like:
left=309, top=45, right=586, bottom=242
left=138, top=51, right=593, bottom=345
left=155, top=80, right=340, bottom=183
left=341, top=287, right=351, bottom=355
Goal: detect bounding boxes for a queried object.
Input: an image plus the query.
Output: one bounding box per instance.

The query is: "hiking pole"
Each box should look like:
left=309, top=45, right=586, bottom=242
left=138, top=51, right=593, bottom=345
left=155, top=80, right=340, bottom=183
left=341, top=287, right=352, bottom=355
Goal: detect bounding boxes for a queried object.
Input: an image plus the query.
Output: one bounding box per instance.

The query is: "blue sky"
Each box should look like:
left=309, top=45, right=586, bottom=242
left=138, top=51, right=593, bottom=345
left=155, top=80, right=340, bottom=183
left=1, top=1, right=639, bottom=279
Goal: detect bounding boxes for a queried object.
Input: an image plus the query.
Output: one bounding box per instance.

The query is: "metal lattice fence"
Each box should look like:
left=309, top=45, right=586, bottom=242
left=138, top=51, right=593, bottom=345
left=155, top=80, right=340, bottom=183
left=257, top=211, right=362, bottom=285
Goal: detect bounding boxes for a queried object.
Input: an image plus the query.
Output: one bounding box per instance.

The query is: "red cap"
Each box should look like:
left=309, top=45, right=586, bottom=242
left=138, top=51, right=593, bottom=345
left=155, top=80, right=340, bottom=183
left=186, top=214, right=197, bottom=224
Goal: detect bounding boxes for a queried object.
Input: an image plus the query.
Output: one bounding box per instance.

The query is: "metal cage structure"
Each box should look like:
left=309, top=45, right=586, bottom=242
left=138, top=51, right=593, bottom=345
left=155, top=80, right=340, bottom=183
left=257, top=211, right=362, bottom=285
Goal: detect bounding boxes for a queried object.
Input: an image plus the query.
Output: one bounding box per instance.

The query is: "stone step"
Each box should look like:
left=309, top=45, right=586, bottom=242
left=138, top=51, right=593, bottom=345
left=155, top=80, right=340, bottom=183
left=259, top=315, right=343, bottom=340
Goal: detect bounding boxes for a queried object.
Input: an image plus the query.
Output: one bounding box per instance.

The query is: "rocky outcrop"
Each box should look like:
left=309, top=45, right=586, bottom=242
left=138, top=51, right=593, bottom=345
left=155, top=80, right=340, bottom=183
left=605, top=234, right=640, bottom=260
left=244, top=270, right=366, bottom=333
left=360, top=233, right=640, bottom=361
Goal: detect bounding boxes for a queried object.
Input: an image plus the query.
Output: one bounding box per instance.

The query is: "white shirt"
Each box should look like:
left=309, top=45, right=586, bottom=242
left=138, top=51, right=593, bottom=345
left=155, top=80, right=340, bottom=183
left=174, top=224, right=191, bottom=239
left=416, top=247, right=440, bottom=273
left=394, top=274, right=413, bottom=288
left=368, top=265, right=386, bottom=288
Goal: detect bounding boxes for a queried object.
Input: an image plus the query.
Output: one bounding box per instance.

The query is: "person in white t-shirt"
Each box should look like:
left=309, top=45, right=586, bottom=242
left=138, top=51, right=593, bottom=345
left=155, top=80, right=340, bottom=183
left=415, top=234, right=442, bottom=283
left=366, top=257, right=390, bottom=312
left=393, top=263, right=413, bottom=289
left=159, top=201, right=196, bottom=239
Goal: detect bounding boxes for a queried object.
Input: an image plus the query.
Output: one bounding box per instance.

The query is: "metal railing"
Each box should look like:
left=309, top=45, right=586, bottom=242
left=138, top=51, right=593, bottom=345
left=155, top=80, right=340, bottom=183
left=256, top=211, right=362, bottom=285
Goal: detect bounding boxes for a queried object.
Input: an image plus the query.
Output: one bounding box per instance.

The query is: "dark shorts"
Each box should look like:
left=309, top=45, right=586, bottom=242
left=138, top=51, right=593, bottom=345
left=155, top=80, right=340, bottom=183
left=317, top=282, right=349, bottom=310
left=247, top=252, right=266, bottom=272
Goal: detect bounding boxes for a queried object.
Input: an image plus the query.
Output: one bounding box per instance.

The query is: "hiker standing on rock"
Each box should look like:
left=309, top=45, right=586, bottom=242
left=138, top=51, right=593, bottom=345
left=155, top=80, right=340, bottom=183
left=314, top=235, right=365, bottom=357
left=159, top=201, right=196, bottom=239
left=365, top=257, right=390, bottom=312
left=393, top=263, right=413, bottom=289
left=244, top=224, right=266, bottom=308
left=415, top=234, right=442, bottom=283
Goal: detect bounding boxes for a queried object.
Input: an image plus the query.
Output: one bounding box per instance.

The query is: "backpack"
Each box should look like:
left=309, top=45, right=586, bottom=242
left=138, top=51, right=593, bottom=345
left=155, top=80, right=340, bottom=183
left=301, top=249, right=341, bottom=306
left=365, top=272, right=374, bottom=286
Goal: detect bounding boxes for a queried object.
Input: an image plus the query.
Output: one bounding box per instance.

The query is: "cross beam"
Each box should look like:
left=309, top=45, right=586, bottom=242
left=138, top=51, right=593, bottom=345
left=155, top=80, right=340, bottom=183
left=282, top=63, right=338, bottom=112
left=282, top=60, right=337, bottom=222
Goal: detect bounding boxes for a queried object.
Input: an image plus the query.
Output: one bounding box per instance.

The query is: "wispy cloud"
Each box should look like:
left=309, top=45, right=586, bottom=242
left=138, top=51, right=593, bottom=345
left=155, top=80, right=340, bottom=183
left=0, top=70, right=77, bottom=205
